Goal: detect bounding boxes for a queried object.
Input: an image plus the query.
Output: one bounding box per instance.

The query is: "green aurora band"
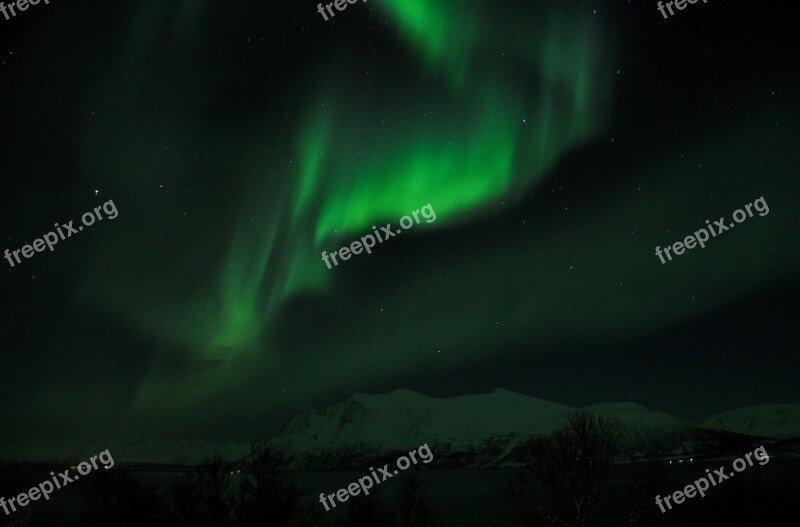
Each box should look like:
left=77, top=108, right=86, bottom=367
left=210, top=1, right=615, bottom=355
left=65, top=0, right=800, bottom=426
left=109, top=0, right=617, bottom=407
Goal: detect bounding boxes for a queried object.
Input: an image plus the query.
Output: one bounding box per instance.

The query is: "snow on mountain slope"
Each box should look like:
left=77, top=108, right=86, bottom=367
left=273, top=389, right=575, bottom=468
left=272, top=390, right=741, bottom=468
left=703, top=404, right=800, bottom=439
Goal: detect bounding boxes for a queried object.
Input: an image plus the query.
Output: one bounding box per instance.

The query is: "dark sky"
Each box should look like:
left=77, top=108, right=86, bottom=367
left=1, top=0, right=798, bottom=448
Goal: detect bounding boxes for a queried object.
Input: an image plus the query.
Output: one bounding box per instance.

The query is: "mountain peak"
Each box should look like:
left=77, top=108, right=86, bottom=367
left=703, top=404, right=800, bottom=439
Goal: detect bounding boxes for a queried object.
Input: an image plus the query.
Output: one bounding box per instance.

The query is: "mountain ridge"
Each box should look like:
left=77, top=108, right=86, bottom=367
left=273, top=389, right=778, bottom=468
left=2, top=392, right=795, bottom=467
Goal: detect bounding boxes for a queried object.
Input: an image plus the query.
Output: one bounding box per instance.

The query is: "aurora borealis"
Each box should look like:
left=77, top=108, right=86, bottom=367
left=1, top=0, right=799, bottom=450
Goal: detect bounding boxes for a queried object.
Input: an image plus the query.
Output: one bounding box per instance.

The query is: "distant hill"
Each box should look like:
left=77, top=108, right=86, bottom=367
left=272, top=389, right=761, bottom=468
left=703, top=404, right=800, bottom=439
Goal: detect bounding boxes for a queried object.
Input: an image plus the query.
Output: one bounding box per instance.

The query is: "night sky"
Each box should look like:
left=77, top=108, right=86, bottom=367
left=1, top=0, right=798, bottom=448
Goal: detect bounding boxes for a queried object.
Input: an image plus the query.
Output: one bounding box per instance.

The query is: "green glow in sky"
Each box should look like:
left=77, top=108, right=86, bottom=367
left=195, top=0, right=617, bottom=360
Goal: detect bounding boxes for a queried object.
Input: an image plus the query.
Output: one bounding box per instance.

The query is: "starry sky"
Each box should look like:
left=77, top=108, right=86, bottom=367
left=0, top=0, right=798, bottom=446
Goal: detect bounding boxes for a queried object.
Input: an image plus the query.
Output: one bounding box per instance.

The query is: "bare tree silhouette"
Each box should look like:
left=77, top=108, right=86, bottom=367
left=167, top=454, right=236, bottom=527
left=332, top=471, right=442, bottom=527
left=503, top=411, right=623, bottom=527
left=627, top=463, right=666, bottom=527
left=0, top=505, right=34, bottom=527
left=78, top=438, right=320, bottom=527
left=79, top=469, right=166, bottom=527
left=333, top=485, right=394, bottom=527
left=234, top=438, right=321, bottom=527
left=394, top=473, right=441, bottom=527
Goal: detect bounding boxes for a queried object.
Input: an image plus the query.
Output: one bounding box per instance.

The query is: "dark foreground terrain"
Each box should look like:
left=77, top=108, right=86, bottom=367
left=1, top=459, right=797, bottom=526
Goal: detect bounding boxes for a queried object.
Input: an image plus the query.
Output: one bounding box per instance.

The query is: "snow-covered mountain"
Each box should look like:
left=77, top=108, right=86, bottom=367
left=703, top=404, right=800, bottom=439
left=273, top=389, right=572, bottom=468
left=272, top=389, right=755, bottom=469
left=6, top=393, right=792, bottom=468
